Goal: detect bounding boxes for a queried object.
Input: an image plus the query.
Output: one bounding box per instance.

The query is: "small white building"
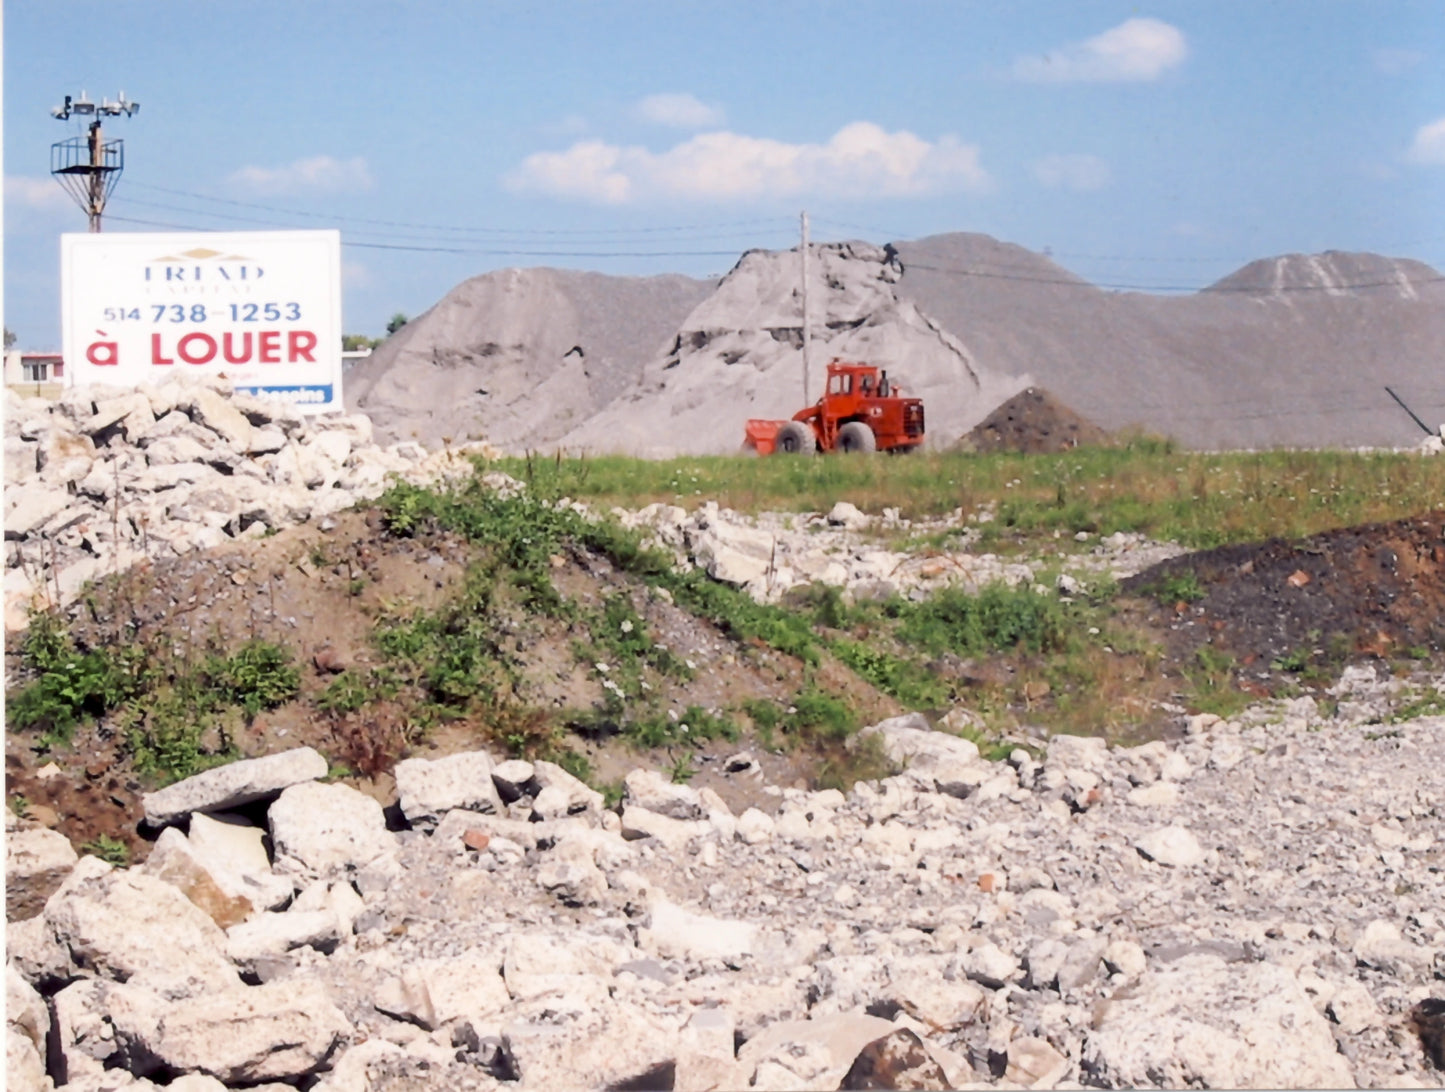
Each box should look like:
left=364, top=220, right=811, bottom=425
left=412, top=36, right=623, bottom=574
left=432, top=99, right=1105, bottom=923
left=4, top=350, right=66, bottom=396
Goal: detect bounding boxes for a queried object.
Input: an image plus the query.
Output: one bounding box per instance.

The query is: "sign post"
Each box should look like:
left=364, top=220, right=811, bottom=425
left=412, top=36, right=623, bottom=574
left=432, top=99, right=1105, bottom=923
left=61, top=230, right=343, bottom=412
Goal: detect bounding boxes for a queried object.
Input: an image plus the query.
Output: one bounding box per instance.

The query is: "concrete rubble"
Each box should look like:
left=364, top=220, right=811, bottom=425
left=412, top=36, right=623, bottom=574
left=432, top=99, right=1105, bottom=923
left=617, top=498, right=1187, bottom=605
left=3, top=375, right=496, bottom=632
left=8, top=666, right=1444, bottom=1090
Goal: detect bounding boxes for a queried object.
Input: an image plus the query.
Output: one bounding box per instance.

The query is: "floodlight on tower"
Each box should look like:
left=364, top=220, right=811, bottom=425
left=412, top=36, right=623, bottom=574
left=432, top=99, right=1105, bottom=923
left=50, top=88, right=140, bottom=232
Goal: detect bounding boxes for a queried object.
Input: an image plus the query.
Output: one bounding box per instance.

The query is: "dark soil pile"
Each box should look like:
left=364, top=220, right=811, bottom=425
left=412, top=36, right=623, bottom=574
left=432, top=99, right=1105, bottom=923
left=959, top=387, right=1113, bottom=453
left=1123, top=511, right=1445, bottom=679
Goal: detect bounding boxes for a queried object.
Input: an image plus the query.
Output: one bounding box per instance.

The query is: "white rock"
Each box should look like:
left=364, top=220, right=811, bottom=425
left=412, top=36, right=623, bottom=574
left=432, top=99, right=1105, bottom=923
left=42, top=857, right=240, bottom=996
left=6, top=1026, right=53, bottom=1092
left=139, top=827, right=255, bottom=928
left=640, top=897, right=758, bottom=962
left=619, top=805, right=712, bottom=852
left=1006, top=1036, right=1071, bottom=1088
left=623, top=767, right=706, bottom=820
left=536, top=838, right=609, bottom=906
left=7, top=965, right=50, bottom=1058
left=736, top=807, right=775, bottom=844
left=1102, top=938, right=1148, bottom=979
left=962, top=942, right=1020, bottom=988
left=860, top=713, right=986, bottom=797
left=739, top=1011, right=896, bottom=1090
left=268, top=781, right=396, bottom=878
left=143, top=747, right=329, bottom=826
left=1083, top=954, right=1354, bottom=1089
left=394, top=750, right=503, bottom=826
left=531, top=759, right=604, bottom=816
left=182, top=386, right=254, bottom=451
left=1134, top=825, right=1204, bottom=868
left=6, top=827, right=79, bottom=916
left=1127, top=780, right=1181, bottom=807
left=225, top=909, right=340, bottom=965
left=148, top=979, right=352, bottom=1084
left=826, top=501, right=869, bottom=530
left=1327, top=979, right=1382, bottom=1034
left=185, top=812, right=294, bottom=913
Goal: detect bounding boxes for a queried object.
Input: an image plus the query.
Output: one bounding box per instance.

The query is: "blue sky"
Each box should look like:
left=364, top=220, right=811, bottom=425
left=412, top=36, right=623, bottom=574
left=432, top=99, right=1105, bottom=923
left=5, top=1, right=1444, bottom=347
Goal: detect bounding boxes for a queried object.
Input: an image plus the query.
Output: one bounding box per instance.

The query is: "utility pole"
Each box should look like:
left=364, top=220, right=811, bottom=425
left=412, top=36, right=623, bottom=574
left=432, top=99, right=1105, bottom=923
left=800, top=210, right=812, bottom=406
left=50, top=91, right=140, bottom=232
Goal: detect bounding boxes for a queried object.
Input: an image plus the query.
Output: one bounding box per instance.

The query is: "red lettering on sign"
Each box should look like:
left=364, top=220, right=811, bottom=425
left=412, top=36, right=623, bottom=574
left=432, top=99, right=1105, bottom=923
left=86, top=339, right=119, bottom=366
left=223, top=332, right=253, bottom=364
left=178, top=333, right=218, bottom=365
left=147, top=329, right=322, bottom=366
left=288, top=330, right=317, bottom=362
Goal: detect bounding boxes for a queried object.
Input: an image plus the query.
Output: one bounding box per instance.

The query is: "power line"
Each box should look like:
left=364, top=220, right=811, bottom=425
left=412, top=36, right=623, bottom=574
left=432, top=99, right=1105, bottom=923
left=110, top=193, right=792, bottom=248
left=123, top=180, right=794, bottom=239
left=903, top=260, right=1445, bottom=295
left=102, top=213, right=749, bottom=259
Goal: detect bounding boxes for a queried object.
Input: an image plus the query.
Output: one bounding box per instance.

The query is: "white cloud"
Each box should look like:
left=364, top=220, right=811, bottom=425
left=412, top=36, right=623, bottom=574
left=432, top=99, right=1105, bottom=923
left=1373, top=48, right=1423, bottom=76
left=5, top=175, right=73, bottom=210
left=1013, top=18, right=1187, bottom=83
left=506, top=122, right=989, bottom=204
left=636, top=92, right=725, bottom=129
left=1407, top=117, right=1445, bottom=164
left=229, top=155, right=373, bottom=194
left=342, top=261, right=372, bottom=289
left=1033, top=153, right=1110, bottom=191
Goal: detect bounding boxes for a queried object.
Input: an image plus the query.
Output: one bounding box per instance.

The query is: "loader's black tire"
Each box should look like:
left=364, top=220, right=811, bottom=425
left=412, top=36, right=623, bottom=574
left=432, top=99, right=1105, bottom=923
left=775, top=421, right=817, bottom=455
left=837, top=421, right=877, bottom=454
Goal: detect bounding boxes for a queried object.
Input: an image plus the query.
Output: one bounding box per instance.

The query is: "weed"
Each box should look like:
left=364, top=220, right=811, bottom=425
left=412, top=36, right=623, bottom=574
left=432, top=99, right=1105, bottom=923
left=552, top=747, right=594, bottom=784
left=8, top=610, right=147, bottom=745
left=316, top=671, right=382, bottom=717
left=814, top=731, right=898, bottom=792
left=1182, top=646, right=1252, bottom=718
left=894, top=583, right=1073, bottom=658
left=830, top=637, right=951, bottom=710
left=1390, top=691, right=1445, bottom=722
left=1271, top=647, right=1312, bottom=674
left=10, top=795, right=30, bottom=818
left=80, top=834, right=129, bottom=867
left=1143, top=570, right=1206, bottom=606
left=203, top=640, right=300, bottom=717
left=788, top=685, right=860, bottom=743
left=668, top=754, right=698, bottom=783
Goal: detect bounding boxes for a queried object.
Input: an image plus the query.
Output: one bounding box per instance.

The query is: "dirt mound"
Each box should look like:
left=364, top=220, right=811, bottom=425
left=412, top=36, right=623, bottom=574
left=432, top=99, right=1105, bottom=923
left=1123, top=511, right=1445, bottom=677
left=960, top=386, right=1112, bottom=453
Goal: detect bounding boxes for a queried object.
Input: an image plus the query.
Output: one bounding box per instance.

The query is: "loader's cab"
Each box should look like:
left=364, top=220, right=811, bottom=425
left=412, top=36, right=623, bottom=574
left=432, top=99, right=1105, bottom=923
left=798, top=361, right=924, bottom=453
left=744, top=359, right=925, bottom=454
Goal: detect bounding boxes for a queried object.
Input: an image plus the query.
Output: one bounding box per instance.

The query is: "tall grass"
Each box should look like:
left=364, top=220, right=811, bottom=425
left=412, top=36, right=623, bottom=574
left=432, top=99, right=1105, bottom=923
left=500, top=446, right=1445, bottom=548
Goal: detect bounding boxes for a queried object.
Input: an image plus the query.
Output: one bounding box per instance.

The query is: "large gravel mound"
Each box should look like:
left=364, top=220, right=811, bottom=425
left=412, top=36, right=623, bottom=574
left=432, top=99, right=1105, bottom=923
left=896, top=235, right=1445, bottom=450
left=344, top=267, right=714, bottom=449
left=559, top=242, right=1028, bottom=456
left=346, top=232, right=1445, bottom=456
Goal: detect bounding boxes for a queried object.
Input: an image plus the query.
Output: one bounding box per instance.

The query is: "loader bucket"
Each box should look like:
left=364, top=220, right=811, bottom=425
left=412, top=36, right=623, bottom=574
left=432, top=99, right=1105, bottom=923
left=744, top=418, right=783, bottom=455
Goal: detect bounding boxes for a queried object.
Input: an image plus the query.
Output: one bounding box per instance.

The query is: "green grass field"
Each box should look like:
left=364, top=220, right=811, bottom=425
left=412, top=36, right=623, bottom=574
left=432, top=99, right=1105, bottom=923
left=494, top=443, right=1445, bottom=550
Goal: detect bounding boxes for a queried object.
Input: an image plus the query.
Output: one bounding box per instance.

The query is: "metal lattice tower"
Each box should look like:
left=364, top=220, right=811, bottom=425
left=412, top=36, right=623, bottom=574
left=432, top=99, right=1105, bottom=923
left=50, top=91, right=140, bottom=232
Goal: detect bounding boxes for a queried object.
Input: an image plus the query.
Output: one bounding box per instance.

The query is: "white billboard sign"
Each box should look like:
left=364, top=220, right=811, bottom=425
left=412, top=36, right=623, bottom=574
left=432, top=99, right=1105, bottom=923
left=61, top=230, right=343, bottom=412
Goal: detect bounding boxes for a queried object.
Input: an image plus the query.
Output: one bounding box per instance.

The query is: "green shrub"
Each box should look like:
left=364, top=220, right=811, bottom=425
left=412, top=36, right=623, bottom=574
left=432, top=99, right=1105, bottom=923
left=203, top=640, right=300, bottom=717
left=894, top=583, right=1072, bottom=657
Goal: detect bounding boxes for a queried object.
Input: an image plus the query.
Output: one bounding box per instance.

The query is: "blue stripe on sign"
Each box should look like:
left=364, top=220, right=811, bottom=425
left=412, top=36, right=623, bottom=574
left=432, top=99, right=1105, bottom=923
left=236, top=385, right=335, bottom=405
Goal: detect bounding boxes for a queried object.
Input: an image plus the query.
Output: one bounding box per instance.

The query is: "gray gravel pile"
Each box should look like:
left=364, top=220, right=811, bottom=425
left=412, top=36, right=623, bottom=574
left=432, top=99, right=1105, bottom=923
left=339, top=234, right=1445, bottom=456
left=8, top=667, right=1443, bottom=1090
left=345, top=267, right=714, bottom=450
